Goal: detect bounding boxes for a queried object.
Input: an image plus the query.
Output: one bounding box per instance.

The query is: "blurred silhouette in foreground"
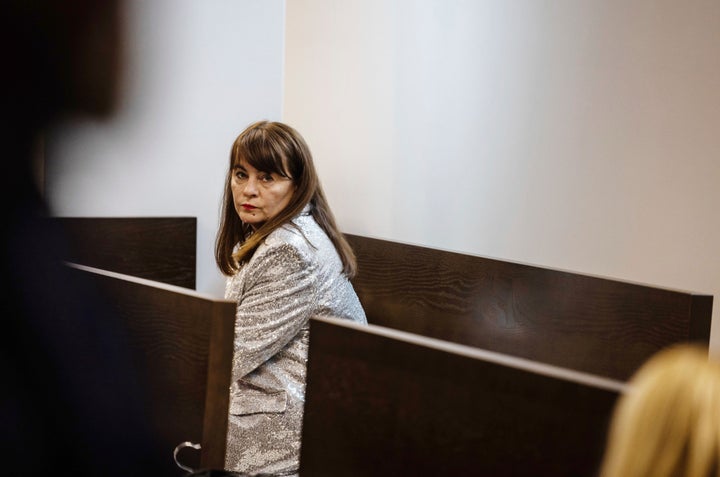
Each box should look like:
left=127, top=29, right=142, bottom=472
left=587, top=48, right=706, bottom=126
left=1, top=0, right=172, bottom=475
left=599, top=344, right=720, bottom=477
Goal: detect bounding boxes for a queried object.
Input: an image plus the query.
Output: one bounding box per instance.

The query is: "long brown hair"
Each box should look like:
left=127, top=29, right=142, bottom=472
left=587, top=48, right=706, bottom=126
left=214, top=120, right=357, bottom=278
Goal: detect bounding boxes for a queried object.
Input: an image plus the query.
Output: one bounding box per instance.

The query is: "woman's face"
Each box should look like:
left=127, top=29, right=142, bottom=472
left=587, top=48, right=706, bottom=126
left=231, top=159, right=296, bottom=227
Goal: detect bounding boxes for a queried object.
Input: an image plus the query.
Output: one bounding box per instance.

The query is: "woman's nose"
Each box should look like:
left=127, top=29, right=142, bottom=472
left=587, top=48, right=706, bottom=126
left=243, top=177, right=258, bottom=196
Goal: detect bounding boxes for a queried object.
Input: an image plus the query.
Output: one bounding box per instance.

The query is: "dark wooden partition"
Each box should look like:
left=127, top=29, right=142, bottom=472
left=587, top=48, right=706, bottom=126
left=67, top=263, right=235, bottom=471
left=300, top=317, right=625, bottom=477
left=52, top=217, right=197, bottom=289
left=345, top=234, right=713, bottom=381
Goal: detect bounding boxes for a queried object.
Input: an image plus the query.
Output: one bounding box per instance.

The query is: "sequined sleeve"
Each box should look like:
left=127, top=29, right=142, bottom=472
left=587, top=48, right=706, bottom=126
left=231, top=241, right=318, bottom=381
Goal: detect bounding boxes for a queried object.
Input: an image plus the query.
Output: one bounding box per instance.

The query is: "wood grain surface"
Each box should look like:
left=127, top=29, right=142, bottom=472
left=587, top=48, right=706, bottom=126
left=301, top=317, right=624, bottom=477
left=67, top=264, right=235, bottom=471
left=346, top=234, right=712, bottom=381
left=52, top=217, right=197, bottom=289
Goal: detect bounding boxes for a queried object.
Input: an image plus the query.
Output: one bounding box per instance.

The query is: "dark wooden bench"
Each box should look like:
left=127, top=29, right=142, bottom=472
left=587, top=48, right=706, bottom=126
left=300, top=316, right=625, bottom=477
left=51, top=217, right=197, bottom=289
left=345, top=233, right=713, bottom=381
left=53, top=218, right=641, bottom=475
left=66, top=263, right=235, bottom=472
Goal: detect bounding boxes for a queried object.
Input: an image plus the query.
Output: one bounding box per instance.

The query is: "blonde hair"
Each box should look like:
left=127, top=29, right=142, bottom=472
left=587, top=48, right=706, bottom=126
left=599, top=344, right=720, bottom=477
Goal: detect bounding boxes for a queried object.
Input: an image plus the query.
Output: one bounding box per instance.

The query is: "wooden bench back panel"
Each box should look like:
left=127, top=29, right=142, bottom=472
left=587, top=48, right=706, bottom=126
left=67, top=264, right=235, bottom=470
left=53, top=217, right=197, bottom=289
left=345, top=234, right=713, bottom=381
left=300, top=317, right=624, bottom=477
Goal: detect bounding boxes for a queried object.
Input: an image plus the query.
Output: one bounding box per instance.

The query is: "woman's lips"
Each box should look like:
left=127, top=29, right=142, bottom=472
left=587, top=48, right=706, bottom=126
left=241, top=204, right=257, bottom=211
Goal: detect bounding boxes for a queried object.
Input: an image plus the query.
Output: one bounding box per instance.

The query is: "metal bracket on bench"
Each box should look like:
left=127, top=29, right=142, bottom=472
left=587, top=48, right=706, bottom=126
left=174, top=441, right=202, bottom=473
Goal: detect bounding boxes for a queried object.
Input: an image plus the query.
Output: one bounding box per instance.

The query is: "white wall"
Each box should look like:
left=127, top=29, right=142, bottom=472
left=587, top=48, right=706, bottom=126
left=284, top=0, right=720, bottom=355
left=46, top=0, right=285, bottom=297
left=44, top=0, right=720, bottom=356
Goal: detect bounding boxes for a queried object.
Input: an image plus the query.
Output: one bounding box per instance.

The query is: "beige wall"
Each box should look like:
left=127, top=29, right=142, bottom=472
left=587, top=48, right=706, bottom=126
left=284, top=0, right=720, bottom=355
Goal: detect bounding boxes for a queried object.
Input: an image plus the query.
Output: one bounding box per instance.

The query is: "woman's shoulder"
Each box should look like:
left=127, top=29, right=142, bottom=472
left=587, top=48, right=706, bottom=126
left=240, top=233, right=311, bottom=282
left=260, top=216, right=329, bottom=261
left=264, top=222, right=310, bottom=249
left=253, top=221, right=311, bottom=261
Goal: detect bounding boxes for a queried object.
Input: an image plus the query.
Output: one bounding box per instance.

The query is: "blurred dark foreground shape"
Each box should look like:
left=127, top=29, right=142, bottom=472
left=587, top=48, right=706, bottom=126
left=0, top=0, right=176, bottom=475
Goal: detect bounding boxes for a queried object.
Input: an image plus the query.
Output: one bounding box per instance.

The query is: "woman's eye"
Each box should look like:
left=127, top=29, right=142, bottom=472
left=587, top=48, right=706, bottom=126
left=260, top=174, right=274, bottom=182
left=234, top=171, right=247, bottom=180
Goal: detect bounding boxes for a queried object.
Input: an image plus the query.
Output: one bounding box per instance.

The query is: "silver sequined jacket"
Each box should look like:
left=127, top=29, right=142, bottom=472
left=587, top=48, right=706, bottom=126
left=224, top=207, right=367, bottom=476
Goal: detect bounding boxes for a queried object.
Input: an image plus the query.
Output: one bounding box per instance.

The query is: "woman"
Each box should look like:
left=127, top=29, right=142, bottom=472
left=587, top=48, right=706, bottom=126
left=215, top=120, right=367, bottom=476
left=599, top=344, right=720, bottom=477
